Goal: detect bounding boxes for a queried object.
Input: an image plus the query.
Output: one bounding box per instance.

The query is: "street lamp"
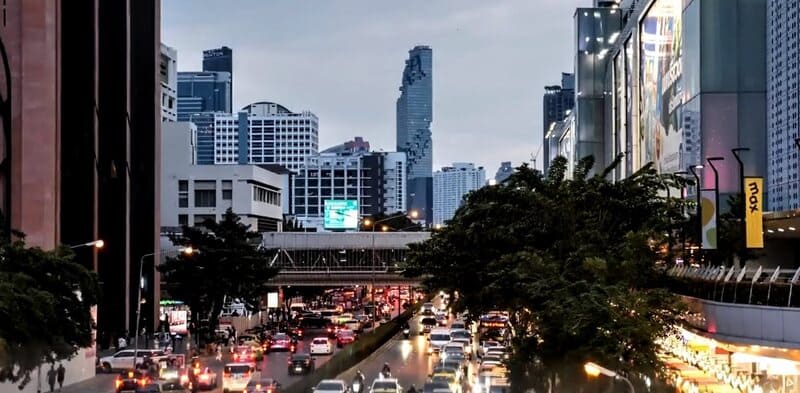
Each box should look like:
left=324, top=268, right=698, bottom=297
left=69, top=239, right=104, bottom=249
left=707, top=157, right=725, bottom=253
left=673, top=171, right=689, bottom=263
left=584, top=362, right=635, bottom=393
left=133, top=246, right=195, bottom=368
left=688, top=164, right=703, bottom=252
left=363, top=210, right=419, bottom=325
left=732, top=148, right=750, bottom=256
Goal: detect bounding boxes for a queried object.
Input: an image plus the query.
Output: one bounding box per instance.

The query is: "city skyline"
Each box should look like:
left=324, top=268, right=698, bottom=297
left=161, top=0, right=584, bottom=171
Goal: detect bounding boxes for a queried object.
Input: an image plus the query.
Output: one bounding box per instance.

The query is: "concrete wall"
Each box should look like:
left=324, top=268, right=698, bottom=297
left=682, top=295, right=800, bottom=347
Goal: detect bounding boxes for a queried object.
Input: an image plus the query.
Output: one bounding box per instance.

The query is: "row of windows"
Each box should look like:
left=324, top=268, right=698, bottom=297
left=177, top=179, right=232, bottom=208
left=253, top=185, right=280, bottom=205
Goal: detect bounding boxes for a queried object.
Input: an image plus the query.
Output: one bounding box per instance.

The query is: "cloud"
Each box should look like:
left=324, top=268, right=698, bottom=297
left=162, top=0, right=585, bottom=172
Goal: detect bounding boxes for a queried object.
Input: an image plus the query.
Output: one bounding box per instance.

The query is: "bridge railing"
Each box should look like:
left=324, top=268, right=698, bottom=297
left=665, top=265, right=800, bottom=307
left=266, top=248, right=409, bottom=273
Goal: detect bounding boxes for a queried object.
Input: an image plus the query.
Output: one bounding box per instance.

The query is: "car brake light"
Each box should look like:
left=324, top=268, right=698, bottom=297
left=256, top=384, right=262, bottom=390
left=128, top=371, right=134, bottom=378
left=200, top=374, right=209, bottom=381
left=115, top=379, right=122, bottom=389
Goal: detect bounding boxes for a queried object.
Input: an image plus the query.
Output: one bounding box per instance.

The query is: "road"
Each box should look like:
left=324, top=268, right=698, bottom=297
left=337, top=299, right=479, bottom=393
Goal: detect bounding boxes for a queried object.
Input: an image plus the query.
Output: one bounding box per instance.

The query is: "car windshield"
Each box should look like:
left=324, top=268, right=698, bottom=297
left=247, top=379, right=275, bottom=387
left=372, top=382, right=398, bottom=390
left=451, top=331, right=470, bottom=338
left=430, top=334, right=450, bottom=341
left=339, top=330, right=354, bottom=337
left=224, top=365, right=250, bottom=374
left=489, top=386, right=510, bottom=393
left=292, top=354, right=310, bottom=361
left=274, top=333, right=288, bottom=340
left=313, top=338, right=328, bottom=344
left=316, top=382, right=344, bottom=390
left=161, top=381, right=183, bottom=389
left=421, top=318, right=437, bottom=325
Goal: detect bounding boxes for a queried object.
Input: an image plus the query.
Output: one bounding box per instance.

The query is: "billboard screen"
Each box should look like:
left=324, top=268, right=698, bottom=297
left=640, top=0, right=683, bottom=174
left=324, top=200, right=359, bottom=229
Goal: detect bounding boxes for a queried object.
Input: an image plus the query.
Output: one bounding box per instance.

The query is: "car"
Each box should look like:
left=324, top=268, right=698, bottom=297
left=309, top=337, right=333, bottom=355
left=449, top=321, right=467, bottom=330
left=369, top=378, right=402, bottom=393
left=487, top=377, right=511, bottom=393
left=232, top=346, right=257, bottom=367
left=428, top=375, right=460, bottom=393
left=287, top=353, right=315, bottom=375
left=115, top=369, right=151, bottom=393
left=442, top=342, right=466, bottom=360
left=343, top=319, right=363, bottom=332
left=422, top=381, right=451, bottom=393
left=135, top=382, right=162, bottom=393
left=336, top=329, right=357, bottom=348
left=449, top=329, right=472, bottom=343
left=485, top=347, right=508, bottom=361
left=193, top=367, right=218, bottom=390
left=441, top=353, right=467, bottom=372
left=435, top=313, right=448, bottom=326
left=289, top=325, right=304, bottom=339
left=313, top=379, right=348, bottom=393
left=159, top=365, right=181, bottom=381
left=101, top=349, right=168, bottom=373
left=160, top=381, right=187, bottom=393
left=421, top=303, right=435, bottom=315
left=420, top=317, right=438, bottom=334
left=480, top=355, right=503, bottom=366
left=477, top=341, right=501, bottom=357
left=427, top=329, right=452, bottom=354
left=269, top=333, right=294, bottom=352
left=449, top=338, right=472, bottom=358
left=222, top=363, right=253, bottom=393
left=245, top=377, right=281, bottom=393
left=336, top=313, right=355, bottom=325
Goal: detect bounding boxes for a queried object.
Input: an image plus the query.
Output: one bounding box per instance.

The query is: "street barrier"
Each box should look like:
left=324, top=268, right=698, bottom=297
left=665, top=265, right=800, bottom=307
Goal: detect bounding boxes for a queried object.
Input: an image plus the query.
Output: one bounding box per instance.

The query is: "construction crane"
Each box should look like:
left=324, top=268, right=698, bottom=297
left=531, top=143, right=543, bottom=170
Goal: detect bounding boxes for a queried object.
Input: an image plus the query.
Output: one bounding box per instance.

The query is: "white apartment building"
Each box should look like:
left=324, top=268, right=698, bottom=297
left=433, top=162, right=485, bottom=226
left=161, top=122, right=284, bottom=232
left=211, top=101, right=319, bottom=170
left=292, top=151, right=406, bottom=231
left=160, top=43, right=178, bottom=122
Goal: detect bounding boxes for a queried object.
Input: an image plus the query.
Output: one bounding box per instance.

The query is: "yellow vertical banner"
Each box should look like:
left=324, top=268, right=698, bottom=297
left=700, top=190, right=717, bottom=250
left=744, top=177, right=764, bottom=248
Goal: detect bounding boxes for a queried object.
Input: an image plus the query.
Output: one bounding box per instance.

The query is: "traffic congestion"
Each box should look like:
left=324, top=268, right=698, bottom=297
left=95, top=289, right=512, bottom=393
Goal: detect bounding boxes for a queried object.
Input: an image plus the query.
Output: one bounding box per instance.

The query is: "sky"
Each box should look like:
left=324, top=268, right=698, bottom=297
left=162, top=0, right=585, bottom=173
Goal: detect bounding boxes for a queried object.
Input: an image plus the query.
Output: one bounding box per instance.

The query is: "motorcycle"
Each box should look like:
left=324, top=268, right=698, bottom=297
left=402, top=328, right=410, bottom=339
left=380, top=370, right=391, bottom=380
left=352, top=380, right=363, bottom=393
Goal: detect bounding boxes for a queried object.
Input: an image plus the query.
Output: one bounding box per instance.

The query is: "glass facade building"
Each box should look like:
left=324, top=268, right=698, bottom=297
left=176, top=71, right=232, bottom=121
left=202, top=46, right=233, bottom=109
left=542, top=73, right=575, bottom=171
left=396, top=45, right=433, bottom=223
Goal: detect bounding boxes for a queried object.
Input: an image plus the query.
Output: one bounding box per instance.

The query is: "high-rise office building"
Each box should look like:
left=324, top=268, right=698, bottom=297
left=176, top=71, right=232, bottom=121
left=291, top=151, right=406, bottom=230
left=202, top=46, right=233, bottom=108
left=494, top=162, right=514, bottom=184
left=160, top=43, right=178, bottom=122
left=433, top=163, right=485, bottom=226
left=768, top=0, right=800, bottom=210
left=0, top=1, right=162, bottom=391
left=396, top=45, right=433, bottom=223
left=542, top=73, right=575, bottom=169
left=211, top=101, right=319, bottom=170
left=322, top=136, right=371, bottom=156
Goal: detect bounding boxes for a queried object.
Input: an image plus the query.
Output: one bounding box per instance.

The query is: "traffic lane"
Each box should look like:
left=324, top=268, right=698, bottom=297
left=337, top=329, right=432, bottom=390
left=255, top=332, right=342, bottom=385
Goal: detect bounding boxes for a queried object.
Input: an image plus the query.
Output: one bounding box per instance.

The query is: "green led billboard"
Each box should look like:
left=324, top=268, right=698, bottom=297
left=324, top=200, right=359, bottom=229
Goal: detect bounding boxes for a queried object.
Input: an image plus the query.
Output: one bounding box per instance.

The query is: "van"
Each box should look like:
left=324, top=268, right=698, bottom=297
left=289, top=303, right=307, bottom=313
left=427, top=328, right=451, bottom=354
left=222, top=363, right=253, bottom=393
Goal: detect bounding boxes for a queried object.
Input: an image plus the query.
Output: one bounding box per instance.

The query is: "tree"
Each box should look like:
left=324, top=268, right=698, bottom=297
left=404, top=156, right=688, bottom=392
left=0, top=228, right=99, bottom=389
left=158, top=209, right=278, bottom=341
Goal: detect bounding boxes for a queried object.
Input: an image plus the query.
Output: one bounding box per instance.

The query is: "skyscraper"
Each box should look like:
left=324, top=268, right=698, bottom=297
left=542, top=73, right=575, bottom=168
left=160, top=44, right=178, bottom=122
left=176, top=71, right=232, bottom=120
left=494, top=162, right=514, bottom=184
left=433, top=163, right=485, bottom=226
left=396, top=45, right=433, bottom=223
left=202, top=46, right=233, bottom=108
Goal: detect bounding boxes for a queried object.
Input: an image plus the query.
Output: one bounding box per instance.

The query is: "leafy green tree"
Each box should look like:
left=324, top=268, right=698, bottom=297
left=405, top=156, right=688, bottom=392
left=715, top=194, right=759, bottom=267
left=158, top=209, right=278, bottom=341
left=0, top=229, right=99, bottom=389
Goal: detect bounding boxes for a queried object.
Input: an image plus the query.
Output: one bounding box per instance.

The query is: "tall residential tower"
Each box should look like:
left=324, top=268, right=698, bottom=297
left=396, top=45, right=433, bottom=223
left=433, top=163, right=485, bottom=226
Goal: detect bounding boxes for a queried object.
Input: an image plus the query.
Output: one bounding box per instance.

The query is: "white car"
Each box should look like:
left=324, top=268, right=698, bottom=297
left=450, top=338, right=472, bottom=359
left=222, top=363, right=253, bottom=393
left=314, top=379, right=348, bottom=393
left=478, top=340, right=501, bottom=357
left=309, top=337, right=332, bottom=355
left=98, top=349, right=167, bottom=372
left=427, top=329, right=452, bottom=354
left=370, top=378, right=402, bottom=393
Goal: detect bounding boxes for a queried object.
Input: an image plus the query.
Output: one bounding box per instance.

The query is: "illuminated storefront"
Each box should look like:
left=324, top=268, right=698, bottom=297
left=660, top=327, right=800, bottom=393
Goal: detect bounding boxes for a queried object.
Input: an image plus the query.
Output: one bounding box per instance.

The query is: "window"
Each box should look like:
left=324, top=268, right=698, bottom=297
left=222, top=180, right=233, bottom=200
left=194, top=180, right=216, bottom=207
left=178, top=180, right=189, bottom=208
left=194, top=214, right=215, bottom=226
left=178, top=214, right=188, bottom=226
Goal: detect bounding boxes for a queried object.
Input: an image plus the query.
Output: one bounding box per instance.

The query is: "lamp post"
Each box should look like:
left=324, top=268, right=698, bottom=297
left=133, top=246, right=194, bottom=368
left=584, top=362, right=635, bottom=393
left=364, top=211, right=419, bottom=325
left=688, top=165, right=704, bottom=255
left=707, top=157, right=724, bottom=258
left=672, top=171, right=689, bottom=263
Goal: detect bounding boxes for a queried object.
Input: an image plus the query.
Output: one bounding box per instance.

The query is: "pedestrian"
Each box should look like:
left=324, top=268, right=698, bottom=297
left=56, top=363, right=65, bottom=391
left=118, top=334, right=127, bottom=350
left=47, top=364, right=56, bottom=393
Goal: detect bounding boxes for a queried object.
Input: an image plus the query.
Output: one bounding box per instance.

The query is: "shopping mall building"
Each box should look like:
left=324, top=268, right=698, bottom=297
left=545, top=0, right=800, bottom=391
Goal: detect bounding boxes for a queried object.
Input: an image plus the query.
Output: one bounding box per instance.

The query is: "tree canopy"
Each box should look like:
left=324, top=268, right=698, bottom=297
left=404, top=155, right=689, bottom=392
left=0, top=230, right=99, bottom=389
left=359, top=212, right=423, bottom=232
left=158, top=209, right=278, bottom=339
